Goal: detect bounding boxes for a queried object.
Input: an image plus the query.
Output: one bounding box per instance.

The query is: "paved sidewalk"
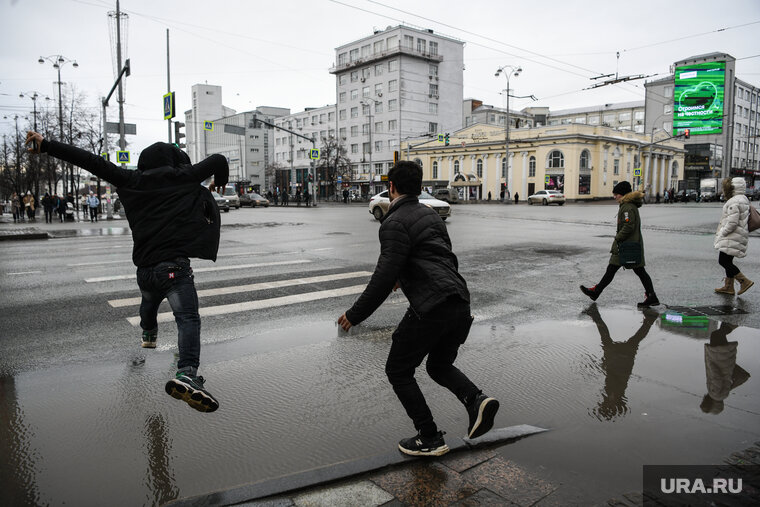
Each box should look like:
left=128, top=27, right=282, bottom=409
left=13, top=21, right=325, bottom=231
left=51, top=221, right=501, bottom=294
left=0, top=213, right=128, bottom=241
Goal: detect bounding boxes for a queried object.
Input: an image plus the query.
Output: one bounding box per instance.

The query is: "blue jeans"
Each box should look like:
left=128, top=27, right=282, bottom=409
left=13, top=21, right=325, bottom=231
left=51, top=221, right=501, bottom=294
left=385, top=297, right=479, bottom=436
left=136, top=257, right=200, bottom=375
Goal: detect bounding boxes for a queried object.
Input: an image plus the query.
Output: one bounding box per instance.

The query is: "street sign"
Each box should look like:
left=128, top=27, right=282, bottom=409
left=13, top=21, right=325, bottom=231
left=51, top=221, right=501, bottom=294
left=634, top=168, right=642, bottom=177
left=204, top=121, right=214, bottom=131
left=337, top=176, right=342, bottom=183
left=545, top=176, right=550, bottom=184
left=309, top=148, right=320, bottom=160
left=116, top=151, right=130, bottom=164
left=106, top=122, right=137, bottom=135
left=163, top=92, right=175, bottom=120
left=437, top=134, right=444, bottom=143
left=101, top=152, right=109, bottom=161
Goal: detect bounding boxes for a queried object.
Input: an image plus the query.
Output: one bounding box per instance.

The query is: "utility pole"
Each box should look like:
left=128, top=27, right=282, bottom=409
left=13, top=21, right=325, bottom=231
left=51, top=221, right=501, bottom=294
left=116, top=0, right=126, bottom=160
left=166, top=29, right=172, bottom=143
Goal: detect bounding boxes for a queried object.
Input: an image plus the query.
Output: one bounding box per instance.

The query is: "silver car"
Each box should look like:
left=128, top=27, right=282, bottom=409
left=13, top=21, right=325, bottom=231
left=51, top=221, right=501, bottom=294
left=527, top=189, right=565, bottom=206
left=369, top=190, right=451, bottom=221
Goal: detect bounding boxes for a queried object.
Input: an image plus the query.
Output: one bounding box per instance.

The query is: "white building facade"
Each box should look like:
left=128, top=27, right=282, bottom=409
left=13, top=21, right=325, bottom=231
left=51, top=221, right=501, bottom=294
left=330, top=25, right=464, bottom=195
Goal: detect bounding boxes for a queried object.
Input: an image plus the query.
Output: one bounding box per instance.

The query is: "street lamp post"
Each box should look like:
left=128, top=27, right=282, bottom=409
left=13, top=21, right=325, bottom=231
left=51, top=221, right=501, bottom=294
left=361, top=98, right=382, bottom=197
left=495, top=65, right=521, bottom=203
left=39, top=55, right=78, bottom=195
left=19, top=91, right=50, bottom=131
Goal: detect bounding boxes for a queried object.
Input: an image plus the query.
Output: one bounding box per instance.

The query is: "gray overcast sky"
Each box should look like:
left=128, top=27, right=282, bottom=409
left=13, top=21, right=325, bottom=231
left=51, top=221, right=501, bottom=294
left=1, top=0, right=759, bottom=157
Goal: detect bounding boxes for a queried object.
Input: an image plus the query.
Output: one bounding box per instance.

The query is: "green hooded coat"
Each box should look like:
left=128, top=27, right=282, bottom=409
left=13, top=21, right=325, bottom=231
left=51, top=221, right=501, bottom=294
left=609, top=191, right=645, bottom=268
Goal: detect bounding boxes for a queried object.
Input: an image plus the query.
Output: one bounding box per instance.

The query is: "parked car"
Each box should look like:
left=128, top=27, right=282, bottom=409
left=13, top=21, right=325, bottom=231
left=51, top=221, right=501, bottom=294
left=369, top=190, right=451, bottom=221
left=433, top=188, right=460, bottom=203
left=675, top=189, right=698, bottom=202
left=527, top=189, right=565, bottom=206
left=211, top=191, right=230, bottom=212
left=746, top=187, right=759, bottom=201
left=240, top=192, right=270, bottom=207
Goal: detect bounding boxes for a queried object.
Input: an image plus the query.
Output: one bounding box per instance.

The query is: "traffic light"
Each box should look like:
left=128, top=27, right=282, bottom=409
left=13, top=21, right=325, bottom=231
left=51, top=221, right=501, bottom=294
left=684, top=129, right=690, bottom=139
left=174, top=121, right=186, bottom=148
left=393, top=150, right=399, bottom=164
left=445, top=133, right=450, bottom=146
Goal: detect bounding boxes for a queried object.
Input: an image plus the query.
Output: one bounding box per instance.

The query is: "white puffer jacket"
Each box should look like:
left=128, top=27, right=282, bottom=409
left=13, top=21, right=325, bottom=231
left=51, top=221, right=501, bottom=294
left=714, top=177, right=750, bottom=258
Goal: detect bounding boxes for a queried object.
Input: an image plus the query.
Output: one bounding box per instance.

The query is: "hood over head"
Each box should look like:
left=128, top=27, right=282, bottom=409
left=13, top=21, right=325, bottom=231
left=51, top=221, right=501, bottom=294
left=612, top=181, right=632, bottom=196
left=137, top=142, right=191, bottom=171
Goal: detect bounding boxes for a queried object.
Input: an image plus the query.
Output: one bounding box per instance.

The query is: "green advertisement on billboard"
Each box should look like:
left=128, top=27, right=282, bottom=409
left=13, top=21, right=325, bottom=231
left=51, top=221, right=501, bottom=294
left=673, top=61, right=725, bottom=136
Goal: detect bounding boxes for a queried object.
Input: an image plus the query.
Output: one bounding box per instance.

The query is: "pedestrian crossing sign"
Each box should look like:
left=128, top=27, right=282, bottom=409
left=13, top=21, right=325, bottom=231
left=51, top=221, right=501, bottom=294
left=437, top=134, right=444, bottom=143
left=309, top=148, right=320, bottom=160
left=101, top=152, right=109, bottom=161
left=204, top=121, right=214, bottom=131
left=545, top=176, right=550, bottom=184
left=163, top=92, right=175, bottom=120
left=117, top=151, right=130, bottom=163
left=634, top=168, right=642, bottom=177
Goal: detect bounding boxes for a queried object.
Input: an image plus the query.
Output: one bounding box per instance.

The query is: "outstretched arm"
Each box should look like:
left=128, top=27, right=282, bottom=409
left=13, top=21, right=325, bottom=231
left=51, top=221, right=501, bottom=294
left=26, top=131, right=134, bottom=188
left=187, top=154, right=229, bottom=190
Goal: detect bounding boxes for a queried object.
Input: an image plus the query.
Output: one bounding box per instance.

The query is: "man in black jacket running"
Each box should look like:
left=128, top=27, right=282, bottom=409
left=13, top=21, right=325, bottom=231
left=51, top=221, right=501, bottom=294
left=338, top=161, right=499, bottom=456
left=26, top=131, right=228, bottom=413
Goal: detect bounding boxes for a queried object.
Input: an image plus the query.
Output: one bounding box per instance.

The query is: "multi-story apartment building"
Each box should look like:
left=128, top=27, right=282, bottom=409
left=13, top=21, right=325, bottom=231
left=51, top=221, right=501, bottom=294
left=330, top=25, right=465, bottom=195
left=272, top=104, right=336, bottom=194
left=547, top=101, right=646, bottom=133
left=645, top=52, right=760, bottom=189
left=463, top=98, right=535, bottom=129
left=184, top=84, right=236, bottom=164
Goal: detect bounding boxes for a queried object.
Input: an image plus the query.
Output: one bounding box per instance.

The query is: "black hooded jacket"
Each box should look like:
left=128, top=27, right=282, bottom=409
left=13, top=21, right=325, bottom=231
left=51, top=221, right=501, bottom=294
left=345, top=194, right=469, bottom=325
left=41, top=139, right=228, bottom=267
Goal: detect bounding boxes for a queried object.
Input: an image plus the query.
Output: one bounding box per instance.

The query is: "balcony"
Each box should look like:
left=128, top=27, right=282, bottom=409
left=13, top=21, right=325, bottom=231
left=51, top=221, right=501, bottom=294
left=330, top=45, right=443, bottom=74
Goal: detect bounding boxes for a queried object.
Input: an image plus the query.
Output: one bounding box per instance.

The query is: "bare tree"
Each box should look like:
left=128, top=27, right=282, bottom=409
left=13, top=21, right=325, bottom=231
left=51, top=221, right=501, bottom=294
left=316, top=136, right=352, bottom=201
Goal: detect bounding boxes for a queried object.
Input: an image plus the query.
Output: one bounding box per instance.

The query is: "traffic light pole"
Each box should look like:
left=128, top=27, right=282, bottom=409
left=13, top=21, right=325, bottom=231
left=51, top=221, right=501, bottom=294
left=101, top=58, right=131, bottom=220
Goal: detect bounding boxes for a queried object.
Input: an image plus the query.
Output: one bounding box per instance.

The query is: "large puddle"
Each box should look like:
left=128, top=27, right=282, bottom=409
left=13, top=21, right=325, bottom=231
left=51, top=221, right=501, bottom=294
left=1, top=307, right=758, bottom=505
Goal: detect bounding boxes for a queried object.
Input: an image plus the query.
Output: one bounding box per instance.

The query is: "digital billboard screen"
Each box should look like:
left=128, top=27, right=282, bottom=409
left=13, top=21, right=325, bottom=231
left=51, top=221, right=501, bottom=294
left=673, top=61, right=725, bottom=136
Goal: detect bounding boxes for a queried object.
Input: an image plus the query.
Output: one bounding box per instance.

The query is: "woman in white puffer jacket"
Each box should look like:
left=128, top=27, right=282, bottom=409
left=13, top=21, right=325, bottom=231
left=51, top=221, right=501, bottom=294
left=714, top=177, right=753, bottom=295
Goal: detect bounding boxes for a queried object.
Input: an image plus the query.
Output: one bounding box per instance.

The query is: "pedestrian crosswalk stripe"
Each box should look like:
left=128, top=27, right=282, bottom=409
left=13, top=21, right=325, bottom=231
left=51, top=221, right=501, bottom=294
left=84, top=259, right=311, bottom=283
left=108, top=271, right=373, bottom=307
left=125, top=284, right=367, bottom=326
left=68, top=251, right=274, bottom=267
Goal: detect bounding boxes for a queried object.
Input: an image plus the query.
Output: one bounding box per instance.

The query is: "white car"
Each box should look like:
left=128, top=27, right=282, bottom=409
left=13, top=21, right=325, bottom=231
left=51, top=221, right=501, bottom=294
left=369, top=190, right=451, bottom=221
left=527, top=189, right=565, bottom=206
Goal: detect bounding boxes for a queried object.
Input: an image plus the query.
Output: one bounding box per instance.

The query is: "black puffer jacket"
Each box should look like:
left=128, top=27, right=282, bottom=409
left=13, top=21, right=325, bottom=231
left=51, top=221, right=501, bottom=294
left=345, top=194, right=469, bottom=325
left=41, top=139, right=228, bottom=267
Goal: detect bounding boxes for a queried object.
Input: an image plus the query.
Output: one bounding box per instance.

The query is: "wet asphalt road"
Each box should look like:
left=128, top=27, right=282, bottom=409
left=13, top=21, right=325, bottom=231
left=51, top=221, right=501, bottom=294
left=1, top=201, right=759, bottom=505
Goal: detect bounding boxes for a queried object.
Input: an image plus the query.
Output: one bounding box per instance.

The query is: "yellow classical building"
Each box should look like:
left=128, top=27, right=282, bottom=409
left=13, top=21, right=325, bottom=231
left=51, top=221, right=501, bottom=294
left=403, top=123, right=686, bottom=201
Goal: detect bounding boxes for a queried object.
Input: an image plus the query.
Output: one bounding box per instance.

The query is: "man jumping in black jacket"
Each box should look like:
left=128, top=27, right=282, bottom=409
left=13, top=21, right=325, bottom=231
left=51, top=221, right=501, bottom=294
left=26, top=131, right=228, bottom=413
left=338, top=161, right=499, bottom=456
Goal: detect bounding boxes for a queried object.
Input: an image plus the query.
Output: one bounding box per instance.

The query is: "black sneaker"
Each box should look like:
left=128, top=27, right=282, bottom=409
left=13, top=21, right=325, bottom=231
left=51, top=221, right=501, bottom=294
left=580, top=285, right=600, bottom=301
left=398, top=431, right=449, bottom=457
left=141, top=330, right=157, bottom=349
left=467, top=393, right=500, bottom=439
left=637, top=293, right=660, bottom=308
left=165, top=372, right=219, bottom=413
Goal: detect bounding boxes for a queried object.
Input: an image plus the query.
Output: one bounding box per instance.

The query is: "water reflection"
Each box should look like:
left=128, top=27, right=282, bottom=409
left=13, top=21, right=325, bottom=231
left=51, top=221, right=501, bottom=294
left=144, top=413, right=179, bottom=505
left=700, top=322, right=751, bottom=415
left=582, top=304, right=658, bottom=421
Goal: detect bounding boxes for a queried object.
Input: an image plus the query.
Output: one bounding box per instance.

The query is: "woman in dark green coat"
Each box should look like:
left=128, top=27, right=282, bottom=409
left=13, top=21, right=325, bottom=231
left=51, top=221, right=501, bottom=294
left=580, top=181, right=660, bottom=307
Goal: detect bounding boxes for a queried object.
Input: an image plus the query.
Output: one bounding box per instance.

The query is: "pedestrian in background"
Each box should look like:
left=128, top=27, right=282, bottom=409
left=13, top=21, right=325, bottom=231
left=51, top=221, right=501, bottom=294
left=338, top=161, right=499, bottom=457
left=42, top=192, right=54, bottom=223
left=714, top=177, right=753, bottom=296
left=11, top=192, right=22, bottom=223
left=23, top=191, right=35, bottom=221
left=27, top=130, right=228, bottom=413
left=273, top=189, right=279, bottom=206
left=580, top=181, right=660, bottom=307
left=57, top=194, right=68, bottom=222
left=87, top=192, right=100, bottom=222
left=303, top=187, right=310, bottom=207
left=513, top=192, right=519, bottom=205
left=282, top=190, right=289, bottom=206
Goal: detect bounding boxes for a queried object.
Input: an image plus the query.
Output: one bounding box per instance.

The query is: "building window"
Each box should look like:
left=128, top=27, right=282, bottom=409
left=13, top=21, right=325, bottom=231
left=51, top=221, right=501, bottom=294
left=351, top=107, right=358, bottom=118
left=429, top=64, right=438, bottom=77
left=339, top=92, right=346, bottom=103
left=588, top=116, right=600, bottom=125
left=388, top=99, right=397, bottom=111
left=548, top=150, right=564, bottom=168
left=429, top=84, right=438, bottom=97
left=454, top=160, right=460, bottom=173
left=375, top=83, right=383, bottom=96
left=663, top=121, right=672, bottom=132
left=417, top=38, right=426, bottom=53
left=634, top=125, right=645, bottom=133
left=362, top=103, right=370, bottom=115
left=363, top=142, right=370, bottom=154
left=429, top=102, right=438, bottom=114
left=338, top=53, right=347, bottom=66
left=388, top=119, right=397, bottom=131
left=375, top=121, right=383, bottom=133
left=349, top=48, right=359, bottom=62
left=361, top=44, right=370, bottom=58
left=375, top=64, right=383, bottom=76
left=433, top=161, right=438, bottom=179
left=375, top=101, right=383, bottom=113
left=389, top=59, right=398, bottom=72
left=663, top=104, right=672, bottom=115
left=320, top=114, right=326, bottom=123
left=501, top=157, right=507, bottom=178
left=388, top=79, right=398, bottom=92
left=339, top=74, right=347, bottom=85
left=603, top=114, right=616, bottom=124
left=619, top=112, right=631, bottom=121
left=635, top=111, right=645, bottom=120
left=428, top=122, right=437, bottom=133
left=311, top=115, right=317, bottom=125
left=375, top=140, right=382, bottom=152
left=351, top=144, right=358, bottom=154
left=351, top=125, right=358, bottom=137
left=373, top=40, right=384, bottom=53
left=351, top=89, right=358, bottom=101
left=328, top=112, right=335, bottom=122
left=403, top=35, right=413, bottom=48
left=362, top=86, right=370, bottom=98
left=350, top=71, right=359, bottom=82
left=339, top=127, right=346, bottom=139
left=575, top=117, right=586, bottom=124
left=613, top=159, right=620, bottom=175
left=362, top=123, right=369, bottom=135
left=429, top=41, right=438, bottom=56
left=477, top=159, right=483, bottom=178
left=339, top=109, right=346, bottom=120
left=580, top=150, right=590, bottom=170
left=529, top=156, right=536, bottom=177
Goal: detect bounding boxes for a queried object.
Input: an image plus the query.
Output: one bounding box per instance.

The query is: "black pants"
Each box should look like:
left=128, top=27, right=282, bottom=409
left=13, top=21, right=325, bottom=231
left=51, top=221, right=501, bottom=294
left=89, top=207, right=98, bottom=221
left=718, top=251, right=740, bottom=278
left=385, top=298, right=479, bottom=437
left=596, top=264, right=655, bottom=295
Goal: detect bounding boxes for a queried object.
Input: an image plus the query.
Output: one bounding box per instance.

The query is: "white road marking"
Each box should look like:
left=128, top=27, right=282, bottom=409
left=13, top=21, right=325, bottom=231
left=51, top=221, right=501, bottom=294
left=68, top=250, right=268, bottom=267
left=126, top=284, right=366, bottom=326
left=84, top=259, right=311, bottom=283
left=7, top=271, right=43, bottom=275
left=108, top=271, right=373, bottom=307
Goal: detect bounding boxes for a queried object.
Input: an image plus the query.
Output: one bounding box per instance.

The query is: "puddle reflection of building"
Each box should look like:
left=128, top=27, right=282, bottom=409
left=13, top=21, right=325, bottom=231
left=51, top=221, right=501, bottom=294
left=583, top=305, right=658, bottom=421
left=145, top=413, right=179, bottom=504
left=701, top=322, right=751, bottom=415
left=0, top=375, right=42, bottom=505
